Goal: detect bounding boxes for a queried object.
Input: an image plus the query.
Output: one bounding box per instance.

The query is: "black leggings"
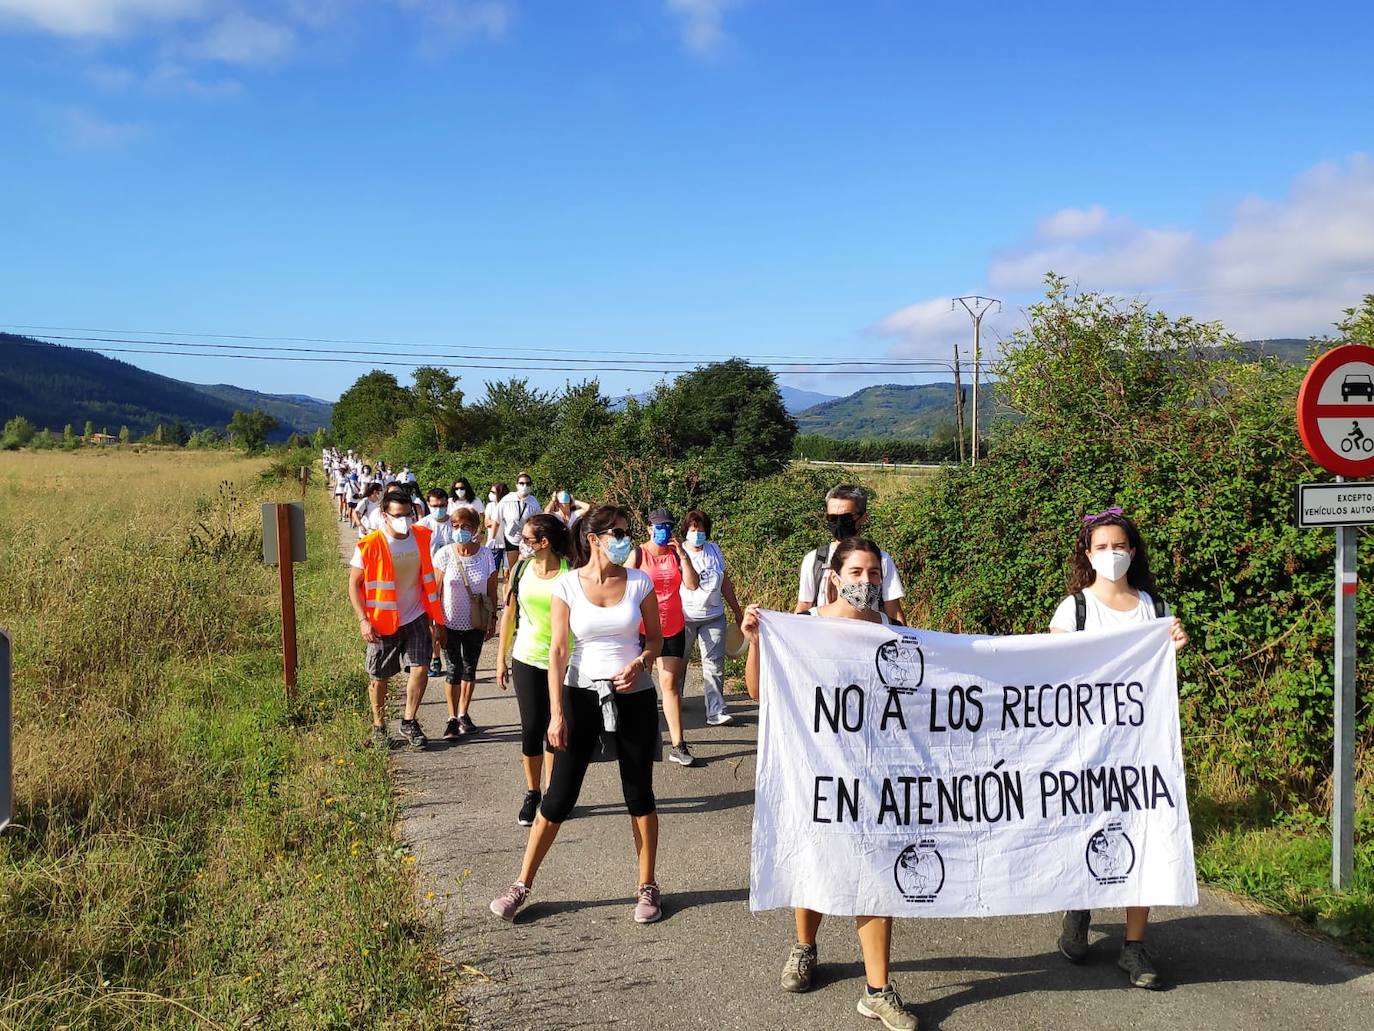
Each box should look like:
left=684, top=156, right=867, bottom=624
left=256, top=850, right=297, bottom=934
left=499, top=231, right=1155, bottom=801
left=443, top=627, right=486, bottom=683
left=540, top=687, right=658, bottom=823
left=512, top=658, right=553, bottom=758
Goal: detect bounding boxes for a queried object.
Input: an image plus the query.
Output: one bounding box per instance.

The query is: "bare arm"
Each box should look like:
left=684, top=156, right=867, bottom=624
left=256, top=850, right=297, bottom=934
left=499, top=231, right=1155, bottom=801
left=546, top=596, right=572, bottom=748
left=742, top=604, right=762, bottom=700
left=348, top=567, right=378, bottom=643
left=670, top=539, right=700, bottom=590
left=883, top=598, right=906, bottom=626
left=496, top=573, right=517, bottom=689
left=721, top=572, right=744, bottom=624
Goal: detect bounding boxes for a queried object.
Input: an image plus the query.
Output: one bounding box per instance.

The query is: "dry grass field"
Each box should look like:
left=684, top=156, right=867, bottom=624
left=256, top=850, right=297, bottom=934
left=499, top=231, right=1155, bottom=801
left=0, top=449, right=456, bottom=1030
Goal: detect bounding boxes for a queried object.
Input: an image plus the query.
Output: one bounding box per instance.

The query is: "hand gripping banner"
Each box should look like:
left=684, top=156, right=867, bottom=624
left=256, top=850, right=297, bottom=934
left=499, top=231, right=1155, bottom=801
left=749, top=612, right=1198, bottom=917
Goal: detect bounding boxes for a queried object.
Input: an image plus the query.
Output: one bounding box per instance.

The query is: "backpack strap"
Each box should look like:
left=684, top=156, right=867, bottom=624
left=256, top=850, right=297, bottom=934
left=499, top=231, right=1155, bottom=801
left=811, top=548, right=830, bottom=606
left=1073, top=590, right=1086, bottom=632
left=509, top=558, right=531, bottom=630
left=1152, top=595, right=1166, bottom=619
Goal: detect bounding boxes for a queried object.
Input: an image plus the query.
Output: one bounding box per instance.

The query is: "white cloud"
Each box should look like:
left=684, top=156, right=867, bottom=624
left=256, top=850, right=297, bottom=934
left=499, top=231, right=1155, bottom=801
left=61, top=106, right=148, bottom=147
left=394, top=0, right=511, bottom=52
left=666, top=0, right=745, bottom=55
left=0, top=0, right=202, bottom=36
left=190, top=12, right=294, bottom=64
left=148, top=62, right=242, bottom=95
left=873, top=155, right=1374, bottom=360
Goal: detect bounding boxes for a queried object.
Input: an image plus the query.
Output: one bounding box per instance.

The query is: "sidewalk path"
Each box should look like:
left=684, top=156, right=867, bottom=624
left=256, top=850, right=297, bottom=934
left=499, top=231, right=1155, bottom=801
left=338, top=520, right=1374, bottom=1030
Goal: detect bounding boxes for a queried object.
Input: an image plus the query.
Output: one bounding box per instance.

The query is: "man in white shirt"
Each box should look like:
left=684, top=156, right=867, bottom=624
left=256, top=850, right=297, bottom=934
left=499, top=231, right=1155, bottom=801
left=494, top=471, right=542, bottom=566
left=418, top=487, right=457, bottom=675
left=795, top=484, right=905, bottom=624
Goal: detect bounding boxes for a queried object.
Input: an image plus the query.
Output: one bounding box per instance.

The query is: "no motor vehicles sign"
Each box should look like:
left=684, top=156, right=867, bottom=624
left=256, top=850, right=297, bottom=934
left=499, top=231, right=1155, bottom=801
left=1297, top=343, right=1374, bottom=476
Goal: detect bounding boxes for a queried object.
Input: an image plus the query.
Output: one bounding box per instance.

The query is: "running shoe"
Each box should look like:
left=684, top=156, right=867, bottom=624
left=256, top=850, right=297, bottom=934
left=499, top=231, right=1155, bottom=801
left=668, top=742, right=696, bottom=766
left=518, top=790, right=541, bottom=827
left=366, top=723, right=389, bottom=749
left=856, top=984, right=918, bottom=1030
left=428, top=658, right=443, bottom=677
left=442, top=717, right=462, bottom=741
left=1118, top=941, right=1163, bottom=989
left=458, top=714, right=479, bottom=734
left=780, top=942, right=817, bottom=993
left=399, top=718, right=428, bottom=750
left=633, top=882, right=662, bottom=923
left=1058, top=909, right=1091, bottom=963
left=705, top=711, right=734, bottom=726
left=489, top=881, right=529, bottom=922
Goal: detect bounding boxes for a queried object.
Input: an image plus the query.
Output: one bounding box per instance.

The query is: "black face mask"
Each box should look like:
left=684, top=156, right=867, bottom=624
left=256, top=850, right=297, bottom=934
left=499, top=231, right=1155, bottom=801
left=826, top=513, right=859, bottom=540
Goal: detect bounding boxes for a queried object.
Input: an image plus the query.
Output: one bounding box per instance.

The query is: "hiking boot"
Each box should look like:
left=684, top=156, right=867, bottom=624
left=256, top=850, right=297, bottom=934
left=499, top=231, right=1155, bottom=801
left=399, top=718, right=428, bottom=750
left=1058, top=909, right=1091, bottom=963
left=442, top=717, right=462, bottom=741
left=365, top=723, right=389, bottom=749
left=779, top=942, right=817, bottom=993
left=458, top=714, right=479, bottom=734
left=1118, top=941, right=1163, bottom=989
left=633, top=882, right=662, bottom=924
left=518, top=790, right=541, bottom=827
left=705, top=711, right=734, bottom=726
left=668, top=742, right=696, bottom=766
left=489, top=881, right=529, bottom=922
left=857, top=984, right=918, bottom=1030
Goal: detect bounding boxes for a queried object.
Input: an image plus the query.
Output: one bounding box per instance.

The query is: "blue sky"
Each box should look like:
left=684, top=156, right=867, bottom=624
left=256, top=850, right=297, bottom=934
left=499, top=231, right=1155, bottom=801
left=2, top=0, right=1372, bottom=403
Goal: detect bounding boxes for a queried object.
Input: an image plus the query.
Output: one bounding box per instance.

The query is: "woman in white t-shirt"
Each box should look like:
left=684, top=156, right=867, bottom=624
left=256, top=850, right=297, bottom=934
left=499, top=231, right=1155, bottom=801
left=432, top=506, right=498, bottom=740
left=489, top=504, right=666, bottom=927
left=1050, top=507, right=1189, bottom=991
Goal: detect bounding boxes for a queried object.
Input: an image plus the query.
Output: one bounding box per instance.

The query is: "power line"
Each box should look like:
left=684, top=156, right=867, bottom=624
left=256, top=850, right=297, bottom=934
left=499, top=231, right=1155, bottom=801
left=15, top=332, right=962, bottom=372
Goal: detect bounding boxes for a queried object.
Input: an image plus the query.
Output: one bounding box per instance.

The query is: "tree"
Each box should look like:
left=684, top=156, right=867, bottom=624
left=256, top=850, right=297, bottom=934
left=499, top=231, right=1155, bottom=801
left=649, top=359, right=797, bottom=484
left=470, top=378, right=558, bottom=466
left=62, top=424, right=75, bottom=444
left=311, top=426, right=331, bottom=450
left=226, top=409, right=279, bottom=453
left=83, top=420, right=94, bottom=440
left=118, top=425, right=130, bottom=445
left=332, top=371, right=413, bottom=450
left=411, top=366, right=465, bottom=451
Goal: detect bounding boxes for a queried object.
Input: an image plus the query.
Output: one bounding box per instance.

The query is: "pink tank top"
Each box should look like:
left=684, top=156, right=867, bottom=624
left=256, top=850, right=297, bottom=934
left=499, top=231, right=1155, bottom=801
left=638, top=545, right=686, bottom=638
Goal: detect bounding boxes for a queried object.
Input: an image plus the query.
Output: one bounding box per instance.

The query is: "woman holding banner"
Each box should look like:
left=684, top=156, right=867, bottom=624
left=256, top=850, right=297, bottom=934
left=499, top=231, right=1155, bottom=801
left=741, top=538, right=917, bottom=1031
left=1050, top=507, right=1189, bottom=990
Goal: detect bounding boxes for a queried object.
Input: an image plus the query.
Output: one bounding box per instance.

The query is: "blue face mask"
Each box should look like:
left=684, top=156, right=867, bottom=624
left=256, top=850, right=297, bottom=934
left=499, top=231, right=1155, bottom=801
left=558, top=490, right=572, bottom=505
left=456, top=528, right=475, bottom=544
left=686, top=530, right=706, bottom=548
left=652, top=523, right=672, bottom=546
left=605, top=535, right=634, bottom=565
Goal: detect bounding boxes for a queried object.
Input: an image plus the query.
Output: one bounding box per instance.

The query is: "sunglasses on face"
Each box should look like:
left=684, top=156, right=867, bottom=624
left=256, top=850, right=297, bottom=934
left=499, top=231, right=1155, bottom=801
left=597, top=528, right=630, bottom=540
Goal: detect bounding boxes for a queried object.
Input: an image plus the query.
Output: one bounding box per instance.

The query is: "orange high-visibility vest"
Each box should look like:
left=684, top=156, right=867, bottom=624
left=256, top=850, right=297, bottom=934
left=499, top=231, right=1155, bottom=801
left=358, top=524, right=445, bottom=635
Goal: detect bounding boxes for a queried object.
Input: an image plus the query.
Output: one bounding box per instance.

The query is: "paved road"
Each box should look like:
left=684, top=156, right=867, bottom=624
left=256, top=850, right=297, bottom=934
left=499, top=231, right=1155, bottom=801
left=338, top=523, right=1374, bottom=1030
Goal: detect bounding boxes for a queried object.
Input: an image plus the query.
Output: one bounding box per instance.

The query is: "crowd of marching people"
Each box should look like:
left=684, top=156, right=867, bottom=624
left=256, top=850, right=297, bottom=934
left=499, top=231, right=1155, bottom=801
left=322, top=447, right=1190, bottom=1031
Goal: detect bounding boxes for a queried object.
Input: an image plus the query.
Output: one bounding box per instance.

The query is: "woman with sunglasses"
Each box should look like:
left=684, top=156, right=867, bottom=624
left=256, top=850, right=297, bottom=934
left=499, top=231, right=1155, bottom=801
left=489, top=505, right=667, bottom=925
left=627, top=507, right=700, bottom=768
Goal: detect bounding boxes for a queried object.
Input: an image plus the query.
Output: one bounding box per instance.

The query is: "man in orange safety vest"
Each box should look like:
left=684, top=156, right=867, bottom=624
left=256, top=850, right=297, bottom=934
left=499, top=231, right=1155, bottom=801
left=349, top=487, right=447, bottom=748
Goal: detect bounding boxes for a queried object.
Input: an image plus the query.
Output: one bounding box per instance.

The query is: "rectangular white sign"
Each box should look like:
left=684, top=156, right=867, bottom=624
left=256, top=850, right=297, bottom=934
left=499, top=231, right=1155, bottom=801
left=1295, top=481, right=1374, bottom=527
left=749, top=612, right=1198, bottom=917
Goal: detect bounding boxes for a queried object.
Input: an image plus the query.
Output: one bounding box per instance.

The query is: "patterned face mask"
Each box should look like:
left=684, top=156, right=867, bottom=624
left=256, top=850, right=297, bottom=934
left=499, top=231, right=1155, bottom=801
left=837, top=581, right=881, bottom=612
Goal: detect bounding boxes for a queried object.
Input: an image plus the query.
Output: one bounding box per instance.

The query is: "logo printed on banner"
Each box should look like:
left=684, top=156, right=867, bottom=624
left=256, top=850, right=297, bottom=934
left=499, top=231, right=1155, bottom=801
left=893, top=839, right=945, bottom=902
left=875, top=637, right=924, bottom=694
left=1085, top=820, right=1136, bottom=884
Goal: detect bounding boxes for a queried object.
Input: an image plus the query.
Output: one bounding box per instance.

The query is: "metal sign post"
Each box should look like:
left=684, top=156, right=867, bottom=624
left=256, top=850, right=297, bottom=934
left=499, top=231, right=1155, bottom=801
left=262, top=502, right=307, bottom=702
left=1296, top=344, right=1374, bottom=890
left=1, top=628, right=11, bottom=832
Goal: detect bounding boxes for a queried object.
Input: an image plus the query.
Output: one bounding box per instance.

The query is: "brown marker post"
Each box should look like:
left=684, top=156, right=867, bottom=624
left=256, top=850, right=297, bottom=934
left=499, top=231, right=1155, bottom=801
left=276, top=503, right=299, bottom=701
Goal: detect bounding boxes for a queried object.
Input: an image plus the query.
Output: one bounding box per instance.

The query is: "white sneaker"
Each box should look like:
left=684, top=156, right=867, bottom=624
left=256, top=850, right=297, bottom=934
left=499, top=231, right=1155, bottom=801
left=705, top=712, right=734, bottom=726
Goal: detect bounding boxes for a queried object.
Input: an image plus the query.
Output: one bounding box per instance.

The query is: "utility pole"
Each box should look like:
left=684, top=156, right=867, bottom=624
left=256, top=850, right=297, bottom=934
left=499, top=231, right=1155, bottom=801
left=951, top=343, right=965, bottom=464
left=953, top=296, right=1001, bottom=466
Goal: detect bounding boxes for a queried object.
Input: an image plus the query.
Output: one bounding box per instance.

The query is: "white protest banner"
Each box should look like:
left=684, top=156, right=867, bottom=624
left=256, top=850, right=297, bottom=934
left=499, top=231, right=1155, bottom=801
left=749, top=611, right=1197, bottom=918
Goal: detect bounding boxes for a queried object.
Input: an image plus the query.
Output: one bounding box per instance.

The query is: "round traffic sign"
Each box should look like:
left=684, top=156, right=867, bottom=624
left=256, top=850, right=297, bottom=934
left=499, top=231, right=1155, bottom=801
left=1297, top=344, right=1374, bottom=476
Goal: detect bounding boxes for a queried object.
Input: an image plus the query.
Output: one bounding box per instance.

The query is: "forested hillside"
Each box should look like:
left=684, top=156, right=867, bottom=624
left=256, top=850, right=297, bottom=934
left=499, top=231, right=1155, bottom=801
left=0, top=333, right=331, bottom=439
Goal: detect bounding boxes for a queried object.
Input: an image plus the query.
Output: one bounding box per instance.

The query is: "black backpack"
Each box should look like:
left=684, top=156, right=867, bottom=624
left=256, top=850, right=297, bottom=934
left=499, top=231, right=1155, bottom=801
left=1073, top=590, right=1165, bottom=631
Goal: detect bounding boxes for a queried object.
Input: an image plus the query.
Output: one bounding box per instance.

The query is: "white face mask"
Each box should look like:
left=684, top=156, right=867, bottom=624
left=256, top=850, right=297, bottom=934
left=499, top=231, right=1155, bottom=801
left=1089, top=550, right=1132, bottom=583
left=488, top=492, right=497, bottom=503
left=388, top=514, right=412, bottom=535
left=686, top=530, right=706, bottom=548
left=516, top=483, right=531, bottom=498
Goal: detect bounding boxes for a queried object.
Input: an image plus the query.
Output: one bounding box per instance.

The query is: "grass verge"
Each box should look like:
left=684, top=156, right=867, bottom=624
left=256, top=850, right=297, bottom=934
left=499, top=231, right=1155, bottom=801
left=0, top=450, right=458, bottom=1029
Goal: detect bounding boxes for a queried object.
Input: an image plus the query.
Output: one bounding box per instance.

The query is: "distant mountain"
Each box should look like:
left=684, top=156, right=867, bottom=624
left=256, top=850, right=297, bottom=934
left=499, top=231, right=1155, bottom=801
left=613, top=383, right=836, bottom=414
left=796, top=382, right=1004, bottom=440
left=194, top=383, right=332, bottom=434
left=0, top=333, right=330, bottom=440
left=1242, top=338, right=1311, bottom=364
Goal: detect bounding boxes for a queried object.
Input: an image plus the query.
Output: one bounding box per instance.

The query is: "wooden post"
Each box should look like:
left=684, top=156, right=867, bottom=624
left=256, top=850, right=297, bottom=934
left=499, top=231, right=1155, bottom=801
left=276, top=503, right=299, bottom=701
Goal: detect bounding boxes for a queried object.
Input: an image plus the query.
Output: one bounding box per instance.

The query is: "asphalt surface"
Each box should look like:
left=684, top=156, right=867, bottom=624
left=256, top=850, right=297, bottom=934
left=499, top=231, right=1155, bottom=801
left=338, top=522, right=1374, bottom=1030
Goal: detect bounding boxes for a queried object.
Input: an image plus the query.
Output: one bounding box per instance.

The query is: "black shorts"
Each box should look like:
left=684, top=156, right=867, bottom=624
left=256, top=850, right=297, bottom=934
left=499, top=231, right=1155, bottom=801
left=641, top=629, right=687, bottom=659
